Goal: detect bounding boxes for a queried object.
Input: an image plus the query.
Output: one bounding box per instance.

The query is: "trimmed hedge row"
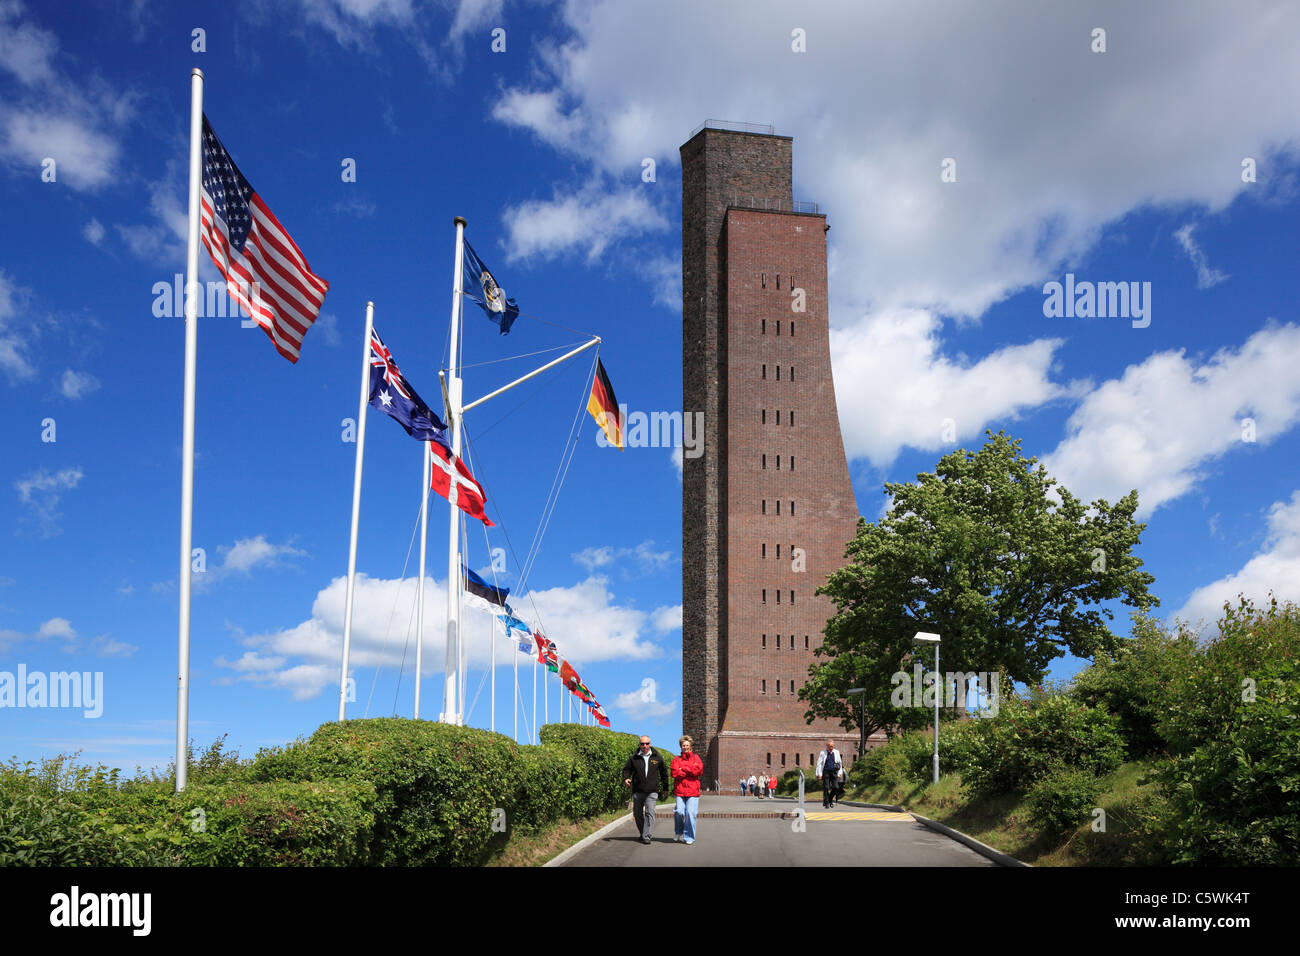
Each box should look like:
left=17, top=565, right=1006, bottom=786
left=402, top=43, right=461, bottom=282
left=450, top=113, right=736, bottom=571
left=2, top=721, right=659, bottom=867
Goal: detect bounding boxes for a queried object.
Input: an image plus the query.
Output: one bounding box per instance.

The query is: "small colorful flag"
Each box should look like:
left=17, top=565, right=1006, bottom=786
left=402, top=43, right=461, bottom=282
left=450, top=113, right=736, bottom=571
left=587, top=358, right=623, bottom=449
left=199, top=115, right=329, bottom=363
left=588, top=703, right=610, bottom=727
left=430, top=441, right=493, bottom=526
left=462, top=239, right=520, bottom=335
left=496, top=608, right=532, bottom=639
left=369, top=327, right=449, bottom=446
left=535, top=633, right=558, bottom=673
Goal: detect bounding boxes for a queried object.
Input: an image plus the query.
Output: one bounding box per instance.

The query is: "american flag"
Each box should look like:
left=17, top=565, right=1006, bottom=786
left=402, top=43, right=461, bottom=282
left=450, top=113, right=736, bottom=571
left=200, top=115, right=328, bottom=363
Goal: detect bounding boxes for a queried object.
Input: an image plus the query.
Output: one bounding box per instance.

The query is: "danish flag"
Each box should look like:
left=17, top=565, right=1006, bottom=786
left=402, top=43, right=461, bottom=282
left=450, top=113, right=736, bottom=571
left=429, top=441, right=493, bottom=526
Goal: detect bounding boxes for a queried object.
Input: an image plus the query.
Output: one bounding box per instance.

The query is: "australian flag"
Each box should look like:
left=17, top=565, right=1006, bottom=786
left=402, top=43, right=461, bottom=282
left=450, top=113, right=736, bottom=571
left=369, top=327, right=448, bottom=447
left=462, top=240, right=520, bottom=335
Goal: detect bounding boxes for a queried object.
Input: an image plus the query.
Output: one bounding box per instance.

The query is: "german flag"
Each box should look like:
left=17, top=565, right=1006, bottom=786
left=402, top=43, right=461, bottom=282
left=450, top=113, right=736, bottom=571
left=587, top=358, right=623, bottom=449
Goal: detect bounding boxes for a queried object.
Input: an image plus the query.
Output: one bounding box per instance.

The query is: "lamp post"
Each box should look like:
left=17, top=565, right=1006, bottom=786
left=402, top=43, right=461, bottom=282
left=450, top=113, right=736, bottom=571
left=847, top=687, right=867, bottom=757
left=913, top=632, right=941, bottom=784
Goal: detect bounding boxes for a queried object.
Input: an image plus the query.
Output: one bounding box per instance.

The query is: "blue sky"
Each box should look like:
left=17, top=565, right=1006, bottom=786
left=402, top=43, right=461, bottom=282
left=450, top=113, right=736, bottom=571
left=2, top=0, right=1298, bottom=773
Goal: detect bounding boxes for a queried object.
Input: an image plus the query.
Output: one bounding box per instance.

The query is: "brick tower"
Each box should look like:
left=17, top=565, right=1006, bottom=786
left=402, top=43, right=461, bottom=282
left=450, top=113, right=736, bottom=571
left=681, top=122, right=865, bottom=789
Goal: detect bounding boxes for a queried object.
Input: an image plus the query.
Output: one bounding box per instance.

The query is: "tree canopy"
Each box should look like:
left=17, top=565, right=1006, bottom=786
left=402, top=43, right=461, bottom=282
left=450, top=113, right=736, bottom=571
left=800, top=431, right=1158, bottom=738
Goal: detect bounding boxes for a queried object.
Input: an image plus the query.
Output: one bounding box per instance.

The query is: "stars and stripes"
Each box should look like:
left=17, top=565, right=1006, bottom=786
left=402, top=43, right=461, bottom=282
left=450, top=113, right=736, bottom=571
left=199, top=115, right=329, bottom=363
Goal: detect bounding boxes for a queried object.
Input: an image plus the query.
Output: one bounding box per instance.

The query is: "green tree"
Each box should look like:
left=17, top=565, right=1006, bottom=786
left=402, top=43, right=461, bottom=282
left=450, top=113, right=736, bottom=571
left=800, top=431, right=1157, bottom=738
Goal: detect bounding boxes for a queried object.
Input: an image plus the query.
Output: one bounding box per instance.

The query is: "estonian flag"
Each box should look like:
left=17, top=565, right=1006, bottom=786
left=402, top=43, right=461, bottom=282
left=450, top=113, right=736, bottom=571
left=463, top=565, right=509, bottom=613
left=587, top=358, right=623, bottom=449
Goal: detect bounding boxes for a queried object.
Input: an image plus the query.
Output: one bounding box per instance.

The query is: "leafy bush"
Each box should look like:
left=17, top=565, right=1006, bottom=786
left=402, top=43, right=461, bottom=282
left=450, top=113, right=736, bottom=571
left=1024, top=764, right=1103, bottom=835
left=961, top=694, right=1125, bottom=798
left=1071, top=612, right=1197, bottom=758
left=1155, top=597, right=1300, bottom=865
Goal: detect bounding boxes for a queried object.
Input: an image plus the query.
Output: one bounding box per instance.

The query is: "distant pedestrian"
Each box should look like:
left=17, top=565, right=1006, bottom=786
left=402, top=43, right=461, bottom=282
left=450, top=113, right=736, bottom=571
left=757, top=772, right=767, bottom=798
left=671, top=735, right=703, bottom=845
left=739, top=776, right=748, bottom=796
left=767, top=772, right=777, bottom=799
left=623, top=735, right=669, bottom=844
left=748, top=773, right=758, bottom=797
left=816, top=739, right=844, bottom=809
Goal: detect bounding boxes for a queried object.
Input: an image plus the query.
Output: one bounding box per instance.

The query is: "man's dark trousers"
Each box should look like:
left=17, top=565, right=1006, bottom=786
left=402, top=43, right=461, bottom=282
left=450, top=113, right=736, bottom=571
left=822, top=771, right=838, bottom=808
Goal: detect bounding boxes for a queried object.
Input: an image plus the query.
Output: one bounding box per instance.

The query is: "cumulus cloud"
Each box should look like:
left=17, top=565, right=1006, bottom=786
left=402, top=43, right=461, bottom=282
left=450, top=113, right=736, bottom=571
left=503, top=183, right=669, bottom=264
left=613, top=677, right=677, bottom=719
left=82, top=218, right=105, bottom=245
left=1174, top=223, right=1229, bottom=289
left=60, top=369, right=99, bottom=399
left=0, top=2, right=128, bottom=190
left=220, top=573, right=664, bottom=701
left=651, top=604, right=682, bottom=632
left=832, top=308, right=1086, bottom=467
left=1043, top=323, right=1300, bottom=516
left=0, top=616, right=136, bottom=657
left=14, top=466, right=83, bottom=537
left=188, top=535, right=307, bottom=592
left=490, top=0, right=1300, bottom=318
left=1175, top=492, right=1300, bottom=631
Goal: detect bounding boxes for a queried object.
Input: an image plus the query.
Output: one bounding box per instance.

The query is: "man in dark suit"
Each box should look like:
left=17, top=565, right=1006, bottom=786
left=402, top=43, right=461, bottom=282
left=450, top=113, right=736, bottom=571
left=622, top=735, right=670, bottom=844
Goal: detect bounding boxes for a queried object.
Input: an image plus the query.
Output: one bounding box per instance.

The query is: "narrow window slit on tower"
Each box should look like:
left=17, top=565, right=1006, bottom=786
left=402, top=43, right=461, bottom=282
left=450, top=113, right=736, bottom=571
left=762, top=364, right=767, bottom=379
left=762, top=408, right=766, bottom=424
left=762, top=319, right=766, bottom=335
left=762, top=454, right=767, bottom=469
left=776, top=320, right=781, bottom=335
left=776, top=365, right=781, bottom=381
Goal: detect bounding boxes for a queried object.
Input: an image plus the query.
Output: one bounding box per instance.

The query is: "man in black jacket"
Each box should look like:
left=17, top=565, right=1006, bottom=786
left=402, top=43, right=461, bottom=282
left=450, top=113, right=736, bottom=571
left=622, top=735, right=670, bottom=844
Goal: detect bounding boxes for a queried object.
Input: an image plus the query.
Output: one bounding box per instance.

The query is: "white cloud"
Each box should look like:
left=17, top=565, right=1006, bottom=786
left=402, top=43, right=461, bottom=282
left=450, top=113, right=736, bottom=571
left=1174, top=223, right=1229, bottom=289
left=0, top=269, right=34, bottom=382
left=0, top=3, right=126, bottom=191
left=60, top=369, right=99, bottom=399
left=312, top=311, right=342, bottom=347
left=115, top=181, right=187, bottom=266
left=491, top=0, right=1300, bottom=319
left=613, top=678, right=676, bottom=719
left=670, top=446, right=682, bottom=479
left=91, top=635, right=138, bottom=658
left=37, top=617, right=76, bottom=640
left=832, top=308, right=1085, bottom=467
left=503, top=184, right=669, bottom=264
left=571, top=539, right=673, bottom=575
left=1176, top=491, right=1300, bottom=631
left=221, top=572, right=663, bottom=701
left=14, top=466, right=83, bottom=537
left=1043, top=322, right=1300, bottom=516
left=82, top=218, right=105, bottom=245
left=651, top=604, right=682, bottom=632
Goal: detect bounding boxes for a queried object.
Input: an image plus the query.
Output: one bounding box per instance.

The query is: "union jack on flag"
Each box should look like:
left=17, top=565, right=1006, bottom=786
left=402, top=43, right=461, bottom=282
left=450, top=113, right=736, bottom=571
left=367, top=326, right=448, bottom=447
left=199, top=115, right=328, bottom=363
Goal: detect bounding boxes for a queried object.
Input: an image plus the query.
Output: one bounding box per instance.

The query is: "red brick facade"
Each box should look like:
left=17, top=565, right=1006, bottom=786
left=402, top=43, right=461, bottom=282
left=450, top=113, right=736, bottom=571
left=681, top=125, right=866, bottom=789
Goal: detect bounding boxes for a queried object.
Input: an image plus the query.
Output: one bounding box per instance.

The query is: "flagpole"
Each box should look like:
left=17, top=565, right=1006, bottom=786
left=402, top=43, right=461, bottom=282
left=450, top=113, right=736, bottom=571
left=176, top=67, right=204, bottom=794
left=415, top=440, right=430, bottom=718
left=532, top=648, right=537, bottom=744
left=513, top=633, right=519, bottom=742
left=338, top=301, right=375, bottom=721
left=442, top=217, right=466, bottom=724
left=490, top=616, right=496, bottom=733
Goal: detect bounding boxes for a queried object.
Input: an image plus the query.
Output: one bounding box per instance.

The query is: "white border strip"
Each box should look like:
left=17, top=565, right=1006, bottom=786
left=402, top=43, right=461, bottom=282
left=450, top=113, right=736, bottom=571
left=544, top=813, right=633, bottom=867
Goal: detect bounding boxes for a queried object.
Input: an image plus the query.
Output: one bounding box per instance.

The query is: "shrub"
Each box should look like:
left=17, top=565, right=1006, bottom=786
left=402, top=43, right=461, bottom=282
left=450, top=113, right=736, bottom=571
left=1071, top=612, right=1197, bottom=758
left=1024, top=764, right=1103, bottom=836
left=1156, top=597, right=1300, bottom=865
left=961, top=694, right=1125, bottom=798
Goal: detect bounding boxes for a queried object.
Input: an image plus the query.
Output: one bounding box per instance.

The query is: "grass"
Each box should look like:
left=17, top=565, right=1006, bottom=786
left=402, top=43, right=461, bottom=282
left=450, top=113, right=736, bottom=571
left=483, top=807, right=629, bottom=867
left=841, top=759, right=1169, bottom=866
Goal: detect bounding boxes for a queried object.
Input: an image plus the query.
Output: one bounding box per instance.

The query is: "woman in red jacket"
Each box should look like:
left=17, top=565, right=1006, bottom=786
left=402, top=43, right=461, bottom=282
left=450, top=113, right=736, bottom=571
left=671, top=735, right=704, bottom=845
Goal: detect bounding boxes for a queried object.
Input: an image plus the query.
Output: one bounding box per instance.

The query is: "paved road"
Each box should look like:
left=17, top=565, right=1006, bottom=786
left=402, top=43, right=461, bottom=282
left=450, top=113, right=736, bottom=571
left=559, top=796, right=997, bottom=867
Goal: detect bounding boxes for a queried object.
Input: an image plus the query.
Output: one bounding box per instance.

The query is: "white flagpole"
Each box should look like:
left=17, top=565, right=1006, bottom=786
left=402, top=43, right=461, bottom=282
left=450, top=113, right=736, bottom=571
left=442, top=217, right=466, bottom=724
left=513, top=633, right=519, bottom=742
left=490, top=616, right=496, bottom=733
left=543, top=653, right=548, bottom=728
left=176, top=67, right=204, bottom=793
left=532, top=647, right=537, bottom=744
left=338, top=301, right=375, bottom=721
left=414, top=441, right=431, bottom=718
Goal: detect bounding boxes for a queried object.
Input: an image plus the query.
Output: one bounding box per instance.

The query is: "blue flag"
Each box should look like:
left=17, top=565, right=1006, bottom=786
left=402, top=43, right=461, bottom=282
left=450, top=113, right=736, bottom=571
left=462, top=240, right=520, bottom=335
left=497, top=607, right=532, bottom=639
left=368, top=326, right=448, bottom=447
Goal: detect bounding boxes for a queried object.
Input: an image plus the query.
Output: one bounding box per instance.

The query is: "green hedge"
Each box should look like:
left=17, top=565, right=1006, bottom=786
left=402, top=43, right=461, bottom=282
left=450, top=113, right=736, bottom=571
left=2, top=721, right=666, bottom=867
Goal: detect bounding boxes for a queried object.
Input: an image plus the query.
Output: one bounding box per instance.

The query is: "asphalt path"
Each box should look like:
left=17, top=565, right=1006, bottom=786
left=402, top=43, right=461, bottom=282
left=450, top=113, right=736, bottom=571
left=559, top=795, right=998, bottom=867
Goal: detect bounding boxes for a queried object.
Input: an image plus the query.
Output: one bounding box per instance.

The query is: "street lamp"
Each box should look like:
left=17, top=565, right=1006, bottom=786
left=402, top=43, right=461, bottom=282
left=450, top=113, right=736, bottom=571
left=847, top=687, right=867, bottom=757
left=913, top=632, right=941, bottom=784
